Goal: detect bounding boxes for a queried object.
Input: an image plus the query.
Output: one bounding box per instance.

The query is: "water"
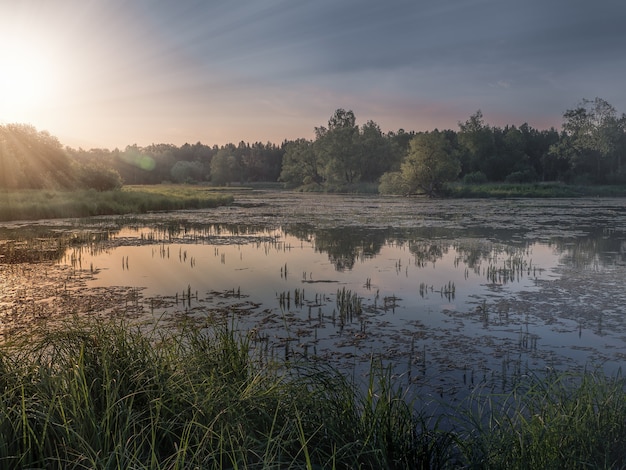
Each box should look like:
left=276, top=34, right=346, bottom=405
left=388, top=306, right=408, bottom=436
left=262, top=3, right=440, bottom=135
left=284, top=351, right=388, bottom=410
left=2, top=192, right=626, bottom=402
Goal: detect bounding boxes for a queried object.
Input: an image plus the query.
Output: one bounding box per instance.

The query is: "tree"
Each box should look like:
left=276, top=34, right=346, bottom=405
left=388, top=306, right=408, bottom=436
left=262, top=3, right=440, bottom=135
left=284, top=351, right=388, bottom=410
left=76, top=163, right=123, bottom=191
left=401, top=132, right=460, bottom=197
left=210, top=149, right=239, bottom=186
left=358, top=120, right=393, bottom=181
left=0, top=124, right=73, bottom=189
left=457, top=110, right=496, bottom=178
left=378, top=171, right=409, bottom=195
left=170, top=160, right=206, bottom=183
left=316, top=109, right=361, bottom=187
left=279, top=139, right=322, bottom=188
left=551, top=98, right=625, bottom=183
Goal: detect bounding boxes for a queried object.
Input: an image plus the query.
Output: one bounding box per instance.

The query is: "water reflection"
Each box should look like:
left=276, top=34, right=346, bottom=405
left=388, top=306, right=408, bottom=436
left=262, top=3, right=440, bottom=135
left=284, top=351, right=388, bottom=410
left=1, top=201, right=625, bottom=404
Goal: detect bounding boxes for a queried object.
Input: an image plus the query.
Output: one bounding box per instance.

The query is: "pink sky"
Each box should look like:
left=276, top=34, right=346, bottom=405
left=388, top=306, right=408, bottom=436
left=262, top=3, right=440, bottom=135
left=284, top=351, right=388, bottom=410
left=1, top=1, right=622, bottom=149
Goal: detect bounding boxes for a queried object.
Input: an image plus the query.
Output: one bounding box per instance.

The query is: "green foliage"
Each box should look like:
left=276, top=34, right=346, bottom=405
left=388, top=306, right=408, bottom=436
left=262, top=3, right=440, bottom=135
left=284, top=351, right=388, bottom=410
left=0, top=318, right=623, bottom=468
left=4, top=97, right=626, bottom=195
left=0, top=318, right=450, bottom=468
left=316, top=108, right=362, bottom=186
left=549, top=97, right=626, bottom=183
left=447, top=182, right=626, bottom=198
left=280, top=109, right=400, bottom=191
left=170, top=160, right=206, bottom=184
left=76, top=162, right=124, bottom=191
left=378, top=171, right=410, bottom=195
left=0, top=186, right=233, bottom=221
left=0, top=124, right=74, bottom=190
left=279, top=138, right=321, bottom=189
left=210, top=149, right=240, bottom=186
left=504, top=168, right=538, bottom=183
left=468, top=371, right=626, bottom=468
left=401, top=131, right=461, bottom=197
left=462, top=171, right=488, bottom=185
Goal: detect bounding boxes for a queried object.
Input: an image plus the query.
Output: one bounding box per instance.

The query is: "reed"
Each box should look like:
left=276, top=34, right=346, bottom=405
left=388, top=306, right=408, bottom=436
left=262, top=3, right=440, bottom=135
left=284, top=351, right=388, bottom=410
left=0, top=317, right=623, bottom=468
left=0, top=186, right=233, bottom=222
left=457, top=370, right=626, bottom=468
left=336, top=287, right=362, bottom=319
left=0, top=318, right=450, bottom=468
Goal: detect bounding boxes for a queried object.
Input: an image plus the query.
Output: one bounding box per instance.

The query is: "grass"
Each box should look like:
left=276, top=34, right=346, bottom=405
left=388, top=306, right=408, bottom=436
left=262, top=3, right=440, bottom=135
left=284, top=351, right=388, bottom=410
left=0, top=318, right=447, bottom=469
left=0, top=317, right=624, bottom=469
left=0, top=185, right=234, bottom=221
left=463, top=370, right=626, bottom=469
left=447, top=182, right=626, bottom=198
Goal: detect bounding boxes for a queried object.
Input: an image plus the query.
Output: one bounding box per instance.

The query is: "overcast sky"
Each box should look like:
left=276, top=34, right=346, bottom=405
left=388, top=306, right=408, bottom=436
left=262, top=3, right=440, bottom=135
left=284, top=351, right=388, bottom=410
left=1, top=0, right=624, bottom=149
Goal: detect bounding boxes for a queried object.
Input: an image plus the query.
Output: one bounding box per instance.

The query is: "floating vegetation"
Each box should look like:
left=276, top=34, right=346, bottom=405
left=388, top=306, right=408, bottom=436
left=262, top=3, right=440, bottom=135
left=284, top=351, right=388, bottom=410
left=1, top=192, right=626, bottom=437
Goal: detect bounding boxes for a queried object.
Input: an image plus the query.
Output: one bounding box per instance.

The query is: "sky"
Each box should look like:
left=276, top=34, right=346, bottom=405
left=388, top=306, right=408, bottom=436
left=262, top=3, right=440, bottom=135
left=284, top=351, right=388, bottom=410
left=1, top=0, right=624, bottom=149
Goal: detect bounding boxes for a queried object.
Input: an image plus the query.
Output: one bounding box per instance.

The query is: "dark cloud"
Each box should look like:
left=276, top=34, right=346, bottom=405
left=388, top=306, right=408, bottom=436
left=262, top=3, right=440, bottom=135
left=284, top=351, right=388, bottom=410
left=3, top=0, right=626, bottom=146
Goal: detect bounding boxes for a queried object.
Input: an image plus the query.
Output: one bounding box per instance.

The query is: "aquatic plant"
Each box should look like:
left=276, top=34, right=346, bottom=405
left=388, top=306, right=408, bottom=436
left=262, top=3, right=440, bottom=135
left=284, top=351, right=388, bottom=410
left=0, top=318, right=457, bottom=469
left=336, top=287, right=362, bottom=319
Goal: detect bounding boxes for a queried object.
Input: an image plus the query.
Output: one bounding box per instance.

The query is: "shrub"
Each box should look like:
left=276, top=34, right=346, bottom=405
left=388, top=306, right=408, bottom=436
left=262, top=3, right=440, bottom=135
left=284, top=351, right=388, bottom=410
left=462, top=171, right=488, bottom=185
left=505, top=169, right=538, bottom=183
left=378, top=171, right=409, bottom=195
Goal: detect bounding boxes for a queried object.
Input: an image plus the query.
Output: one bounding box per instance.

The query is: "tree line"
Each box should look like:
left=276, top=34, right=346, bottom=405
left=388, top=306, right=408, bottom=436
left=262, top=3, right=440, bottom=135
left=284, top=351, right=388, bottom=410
left=283, top=99, right=626, bottom=196
left=1, top=97, right=624, bottom=193
left=66, top=141, right=283, bottom=188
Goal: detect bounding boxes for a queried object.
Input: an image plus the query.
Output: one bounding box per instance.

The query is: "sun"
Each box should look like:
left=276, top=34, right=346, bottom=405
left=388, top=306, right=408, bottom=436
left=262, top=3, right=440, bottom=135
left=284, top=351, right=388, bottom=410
left=0, top=39, right=58, bottom=120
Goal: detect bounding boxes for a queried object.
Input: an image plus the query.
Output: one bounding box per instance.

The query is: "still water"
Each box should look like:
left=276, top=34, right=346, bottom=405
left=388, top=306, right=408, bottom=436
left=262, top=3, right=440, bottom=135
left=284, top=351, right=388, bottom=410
left=2, top=192, right=626, bottom=400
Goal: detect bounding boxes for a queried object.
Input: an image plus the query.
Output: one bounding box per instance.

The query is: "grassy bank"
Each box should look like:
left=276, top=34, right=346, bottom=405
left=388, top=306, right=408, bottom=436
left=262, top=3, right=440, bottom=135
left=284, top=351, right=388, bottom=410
left=1, top=318, right=624, bottom=469
left=0, top=185, right=234, bottom=221
left=448, top=182, right=626, bottom=198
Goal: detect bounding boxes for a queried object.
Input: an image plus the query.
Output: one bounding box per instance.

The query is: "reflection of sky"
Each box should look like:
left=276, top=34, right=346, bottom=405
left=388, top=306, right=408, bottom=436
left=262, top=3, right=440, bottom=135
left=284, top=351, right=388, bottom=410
left=63, top=229, right=561, bottom=326
left=54, top=224, right=626, bottom=398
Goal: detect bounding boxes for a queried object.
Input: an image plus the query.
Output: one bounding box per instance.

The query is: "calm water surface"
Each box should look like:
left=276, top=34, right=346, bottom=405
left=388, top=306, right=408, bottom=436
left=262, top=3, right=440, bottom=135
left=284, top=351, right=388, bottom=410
left=2, top=192, right=626, bottom=401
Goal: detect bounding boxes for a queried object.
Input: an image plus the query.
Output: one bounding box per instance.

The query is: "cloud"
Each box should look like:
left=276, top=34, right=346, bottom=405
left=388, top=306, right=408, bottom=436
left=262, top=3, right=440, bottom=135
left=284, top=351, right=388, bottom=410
left=3, top=0, right=626, bottom=148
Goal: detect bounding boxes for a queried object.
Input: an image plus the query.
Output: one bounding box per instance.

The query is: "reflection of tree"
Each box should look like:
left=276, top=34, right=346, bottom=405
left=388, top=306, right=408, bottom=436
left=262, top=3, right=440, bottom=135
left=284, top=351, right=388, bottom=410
left=453, top=240, right=494, bottom=270
left=407, top=240, right=448, bottom=266
left=0, top=230, right=115, bottom=264
left=550, top=233, right=625, bottom=269
left=285, top=225, right=389, bottom=271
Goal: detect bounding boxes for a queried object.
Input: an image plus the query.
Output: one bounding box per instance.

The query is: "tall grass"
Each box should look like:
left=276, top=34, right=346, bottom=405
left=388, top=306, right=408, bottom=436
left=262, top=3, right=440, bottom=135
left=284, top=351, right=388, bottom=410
left=447, top=182, right=626, bottom=198
left=0, top=318, right=446, bottom=469
left=0, top=186, right=233, bottom=221
left=459, top=370, right=626, bottom=468
left=1, top=318, right=624, bottom=468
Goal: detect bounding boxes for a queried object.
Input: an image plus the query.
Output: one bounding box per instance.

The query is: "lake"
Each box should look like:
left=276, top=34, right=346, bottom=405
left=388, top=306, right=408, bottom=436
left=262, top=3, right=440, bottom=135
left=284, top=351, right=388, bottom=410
left=1, top=191, right=625, bottom=402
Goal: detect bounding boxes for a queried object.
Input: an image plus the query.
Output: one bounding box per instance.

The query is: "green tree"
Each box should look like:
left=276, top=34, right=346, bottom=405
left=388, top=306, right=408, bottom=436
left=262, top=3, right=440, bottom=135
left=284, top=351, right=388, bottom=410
left=210, top=149, right=239, bottom=186
left=378, top=171, right=409, bottom=195
left=0, top=124, right=73, bottom=189
left=316, top=109, right=361, bottom=187
left=76, top=162, right=123, bottom=191
left=358, top=120, right=393, bottom=182
left=401, top=131, right=460, bottom=197
left=279, top=139, right=322, bottom=188
left=457, top=110, right=496, bottom=178
left=170, top=160, right=206, bottom=183
left=550, top=98, right=625, bottom=183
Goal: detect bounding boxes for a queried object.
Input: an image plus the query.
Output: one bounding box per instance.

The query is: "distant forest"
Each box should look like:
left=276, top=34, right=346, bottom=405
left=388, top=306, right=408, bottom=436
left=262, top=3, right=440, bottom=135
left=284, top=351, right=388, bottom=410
left=1, top=97, right=624, bottom=193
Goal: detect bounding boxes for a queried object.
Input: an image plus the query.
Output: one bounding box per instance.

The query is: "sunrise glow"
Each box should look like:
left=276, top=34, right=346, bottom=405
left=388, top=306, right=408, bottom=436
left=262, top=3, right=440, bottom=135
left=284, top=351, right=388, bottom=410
left=0, top=2, right=624, bottom=149
left=0, top=38, right=60, bottom=121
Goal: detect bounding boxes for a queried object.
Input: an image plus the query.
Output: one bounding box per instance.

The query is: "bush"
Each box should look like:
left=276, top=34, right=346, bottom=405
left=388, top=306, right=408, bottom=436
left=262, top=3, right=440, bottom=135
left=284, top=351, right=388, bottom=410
left=505, top=168, right=538, bottom=183
left=73, top=159, right=123, bottom=191
left=378, top=171, right=409, bottom=195
left=462, top=171, right=488, bottom=185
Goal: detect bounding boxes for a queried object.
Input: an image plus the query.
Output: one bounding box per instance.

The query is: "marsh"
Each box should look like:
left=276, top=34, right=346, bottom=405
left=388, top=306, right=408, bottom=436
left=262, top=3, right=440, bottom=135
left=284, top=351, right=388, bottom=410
left=1, top=191, right=625, bottom=403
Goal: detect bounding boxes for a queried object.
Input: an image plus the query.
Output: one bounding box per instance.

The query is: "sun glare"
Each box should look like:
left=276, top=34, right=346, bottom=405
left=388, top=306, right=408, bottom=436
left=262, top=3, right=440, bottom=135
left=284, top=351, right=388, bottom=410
left=0, top=39, right=59, bottom=120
